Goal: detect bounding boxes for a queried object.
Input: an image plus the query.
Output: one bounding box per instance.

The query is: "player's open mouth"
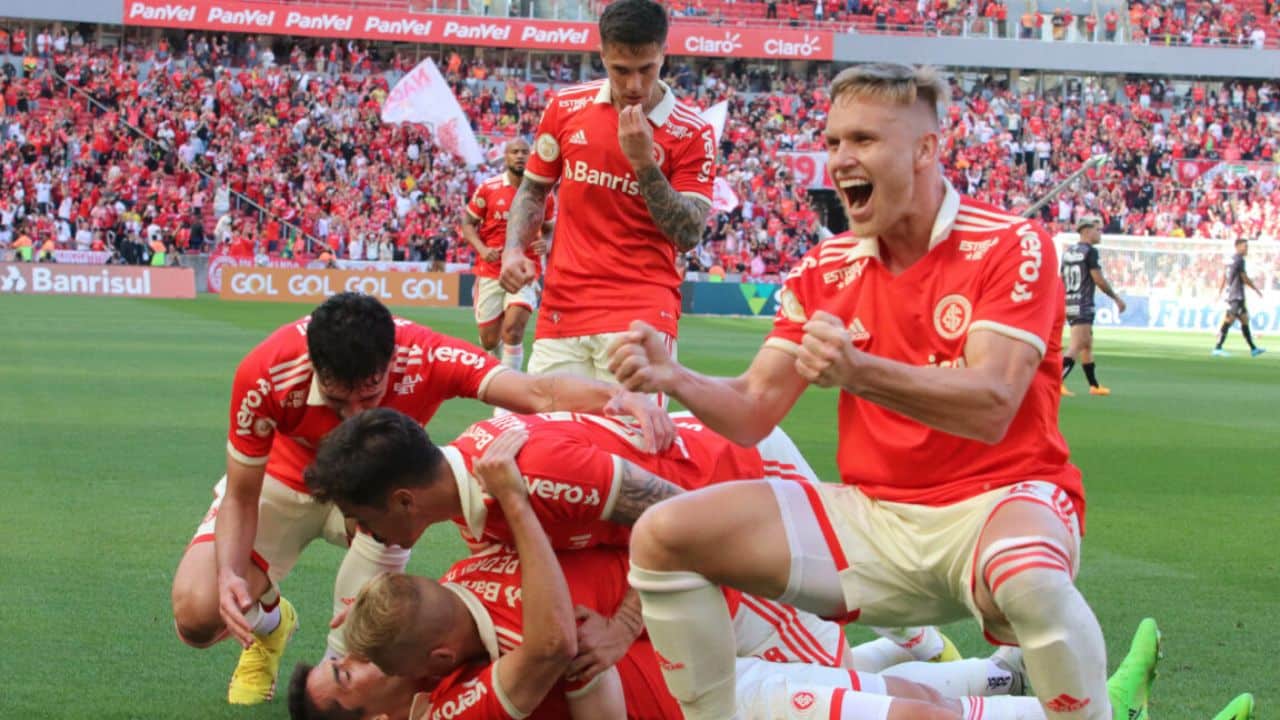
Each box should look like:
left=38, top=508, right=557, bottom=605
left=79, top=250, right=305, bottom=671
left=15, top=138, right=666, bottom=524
left=839, top=178, right=873, bottom=212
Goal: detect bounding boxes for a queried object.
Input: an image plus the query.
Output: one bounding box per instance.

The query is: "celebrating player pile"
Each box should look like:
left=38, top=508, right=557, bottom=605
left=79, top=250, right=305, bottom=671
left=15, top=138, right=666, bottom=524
left=608, top=63, right=1159, bottom=720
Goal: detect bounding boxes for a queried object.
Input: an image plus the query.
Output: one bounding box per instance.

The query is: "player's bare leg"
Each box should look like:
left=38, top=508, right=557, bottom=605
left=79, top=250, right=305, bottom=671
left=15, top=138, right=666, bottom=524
left=971, top=492, right=1121, bottom=720
left=477, top=318, right=502, bottom=359
left=1061, top=324, right=1091, bottom=396
left=499, top=304, right=532, bottom=371
left=171, top=541, right=273, bottom=648
left=630, top=480, right=803, bottom=720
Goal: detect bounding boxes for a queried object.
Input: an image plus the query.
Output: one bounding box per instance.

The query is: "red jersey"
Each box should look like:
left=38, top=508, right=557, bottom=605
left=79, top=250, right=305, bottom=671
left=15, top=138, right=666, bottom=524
left=420, top=547, right=681, bottom=720
left=465, top=172, right=556, bottom=279
left=524, top=80, right=716, bottom=339
left=227, top=317, right=506, bottom=493
left=445, top=412, right=765, bottom=551
left=765, top=184, right=1084, bottom=514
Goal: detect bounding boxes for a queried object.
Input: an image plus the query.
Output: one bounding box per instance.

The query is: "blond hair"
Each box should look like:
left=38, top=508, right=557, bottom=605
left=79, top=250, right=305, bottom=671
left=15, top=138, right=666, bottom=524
left=829, top=63, right=947, bottom=125
left=344, top=573, right=423, bottom=669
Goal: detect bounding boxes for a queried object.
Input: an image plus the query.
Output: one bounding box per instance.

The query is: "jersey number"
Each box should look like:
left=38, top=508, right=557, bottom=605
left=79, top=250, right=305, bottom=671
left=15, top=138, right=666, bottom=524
left=1063, top=264, right=1083, bottom=293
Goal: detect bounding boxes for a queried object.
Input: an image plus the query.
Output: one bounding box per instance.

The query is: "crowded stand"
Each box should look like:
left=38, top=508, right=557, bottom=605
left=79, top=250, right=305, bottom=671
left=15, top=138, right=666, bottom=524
left=1, top=27, right=1278, bottom=281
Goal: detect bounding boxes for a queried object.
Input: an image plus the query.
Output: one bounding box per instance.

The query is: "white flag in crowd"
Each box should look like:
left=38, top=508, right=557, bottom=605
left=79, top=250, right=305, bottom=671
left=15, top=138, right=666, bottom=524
left=700, top=100, right=729, bottom=146
left=712, top=177, right=739, bottom=214
left=382, top=57, right=485, bottom=167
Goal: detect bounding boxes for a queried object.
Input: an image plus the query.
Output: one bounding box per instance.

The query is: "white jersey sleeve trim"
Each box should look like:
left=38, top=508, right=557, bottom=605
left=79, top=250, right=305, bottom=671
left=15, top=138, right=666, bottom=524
left=564, top=671, right=606, bottom=699
left=476, top=365, right=510, bottom=403
left=600, top=454, right=624, bottom=522
left=226, top=441, right=269, bottom=467
left=763, top=337, right=801, bottom=356
left=490, top=657, right=532, bottom=720
left=968, top=320, right=1047, bottom=357
left=522, top=170, right=555, bottom=185
left=464, top=207, right=483, bottom=221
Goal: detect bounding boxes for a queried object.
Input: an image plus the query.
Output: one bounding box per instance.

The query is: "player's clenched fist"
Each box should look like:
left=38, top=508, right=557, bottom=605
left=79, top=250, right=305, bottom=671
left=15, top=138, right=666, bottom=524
left=607, top=321, right=676, bottom=395
left=500, top=249, right=538, bottom=293
left=473, top=428, right=530, bottom=501
left=796, top=310, right=861, bottom=390
left=617, top=105, right=656, bottom=171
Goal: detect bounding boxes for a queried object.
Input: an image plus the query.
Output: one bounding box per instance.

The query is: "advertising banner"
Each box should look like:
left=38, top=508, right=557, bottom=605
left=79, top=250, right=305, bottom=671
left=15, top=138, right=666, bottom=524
left=53, top=250, right=113, bottom=264
left=206, top=254, right=305, bottom=293
left=219, top=266, right=460, bottom=307
left=121, top=0, right=834, bottom=60
left=0, top=263, right=196, bottom=299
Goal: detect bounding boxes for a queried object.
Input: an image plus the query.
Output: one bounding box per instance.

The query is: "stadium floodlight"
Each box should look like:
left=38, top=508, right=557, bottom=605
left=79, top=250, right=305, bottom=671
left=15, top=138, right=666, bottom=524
left=1021, top=153, right=1110, bottom=219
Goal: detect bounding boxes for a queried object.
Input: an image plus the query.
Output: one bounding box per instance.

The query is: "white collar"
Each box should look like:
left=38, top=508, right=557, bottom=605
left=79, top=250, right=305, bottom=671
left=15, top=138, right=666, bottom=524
left=593, top=79, right=677, bottom=127
left=443, top=445, right=488, bottom=542
left=442, top=580, right=502, bottom=661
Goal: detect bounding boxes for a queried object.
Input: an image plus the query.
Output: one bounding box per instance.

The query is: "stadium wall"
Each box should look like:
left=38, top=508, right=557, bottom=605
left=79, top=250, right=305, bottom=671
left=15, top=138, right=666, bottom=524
left=0, top=1, right=122, bottom=24
left=829, top=34, right=1280, bottom=79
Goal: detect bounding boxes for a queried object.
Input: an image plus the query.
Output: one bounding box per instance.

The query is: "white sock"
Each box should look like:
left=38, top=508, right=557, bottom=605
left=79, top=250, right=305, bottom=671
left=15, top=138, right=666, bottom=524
left=847, top=638, right=914, bottom=672
left=872, top=626, right=945, bottom=661
left=882, top=658, right=1013, bottom=698
left=961, top=696, right=1048, bottom=720
left=501, top=343, right=524, bottom=370
left=327, top=532, right=411, bottom=657
left=245, top=587, right=282, bottom=637
left=630, top=565, right=737, bottom=720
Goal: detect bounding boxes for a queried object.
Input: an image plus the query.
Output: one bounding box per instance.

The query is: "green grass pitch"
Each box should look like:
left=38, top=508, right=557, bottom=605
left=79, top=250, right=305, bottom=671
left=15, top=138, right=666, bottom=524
left=1, top=295, right=1276, bottom=719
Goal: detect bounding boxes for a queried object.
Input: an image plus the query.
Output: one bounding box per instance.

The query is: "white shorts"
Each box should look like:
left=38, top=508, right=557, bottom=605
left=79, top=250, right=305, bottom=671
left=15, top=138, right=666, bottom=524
left=189, top=474, right=350, bottom=583
left=474, top=276, right=538, bottom=327
left=732, top=593, right=847, bottom=668
left=528, top=331, right=677, bottom=407
left=735, top=657, right=892, bottom=720
left=755, top=425, right=821, bottom=485
left=799, top=480, right=1081, bottom=641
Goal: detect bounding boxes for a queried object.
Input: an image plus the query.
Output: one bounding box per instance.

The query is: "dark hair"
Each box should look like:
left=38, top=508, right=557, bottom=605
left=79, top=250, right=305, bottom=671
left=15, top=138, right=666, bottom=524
left=305, top=407, right=445, bottom=507
left=599, top=0, right=668, bottom=49
left=286, top=663, right=361, bottom=720
left=306, top=292, right=396, bottom=388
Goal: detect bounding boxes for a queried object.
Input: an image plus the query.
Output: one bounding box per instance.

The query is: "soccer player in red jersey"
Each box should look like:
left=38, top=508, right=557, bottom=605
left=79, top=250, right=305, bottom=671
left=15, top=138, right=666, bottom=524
left=608, top=64, right=1159, bottom=720
left=499, top=0, right=715, bottom=399
left=462, top=139, right=556, bottom=371
left=169, top=292, right=672, bottom=705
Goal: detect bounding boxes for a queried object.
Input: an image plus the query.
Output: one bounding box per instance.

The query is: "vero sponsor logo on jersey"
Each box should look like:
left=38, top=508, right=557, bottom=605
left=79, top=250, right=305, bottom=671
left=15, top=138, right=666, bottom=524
left=430, top=678, right=490, bottom=720
left=1011, top=228, right=1043, bottom=304
left=527, top=478, right=602, bottom=506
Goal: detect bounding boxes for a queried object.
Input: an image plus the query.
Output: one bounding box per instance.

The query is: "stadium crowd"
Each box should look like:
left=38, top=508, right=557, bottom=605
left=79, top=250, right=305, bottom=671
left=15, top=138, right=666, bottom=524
left=1, top=28, right=1278, bottom=280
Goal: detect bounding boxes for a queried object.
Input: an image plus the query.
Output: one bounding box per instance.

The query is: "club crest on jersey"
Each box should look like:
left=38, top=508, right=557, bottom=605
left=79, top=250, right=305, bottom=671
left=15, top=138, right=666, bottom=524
left=253, top=418, right=274, bottom=438
left=791, top=691, right=817, bottom=712
left=474, top=196, right=486, bottom=209
left=933, top=294, right=972, bottom=340
left=535, top=133, right=560, bottom=162
left=959, top=238, right=999, bottom=261
left=652, top=143, right=666, bottom=167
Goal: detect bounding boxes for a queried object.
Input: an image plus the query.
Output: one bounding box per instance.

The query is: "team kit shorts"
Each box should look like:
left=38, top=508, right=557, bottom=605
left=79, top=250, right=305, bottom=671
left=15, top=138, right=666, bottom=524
left=474, top=276, right=540, bottom=327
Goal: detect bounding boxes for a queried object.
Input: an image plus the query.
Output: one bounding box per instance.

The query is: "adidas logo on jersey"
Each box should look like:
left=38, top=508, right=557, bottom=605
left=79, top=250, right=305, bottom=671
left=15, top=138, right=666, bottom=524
left=848, top=318, right=871, bottom=343
left=569, top=129, right=588, bottom=145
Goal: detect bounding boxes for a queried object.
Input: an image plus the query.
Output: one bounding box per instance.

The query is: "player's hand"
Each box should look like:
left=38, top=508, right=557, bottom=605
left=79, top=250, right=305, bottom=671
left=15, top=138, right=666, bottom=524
left=617, top=105, right=656, bottom=172
left=473, top=428, right=530, bottom=503
left=483, top=247, right=502, bottom=263
left=499, top=249, right=538, bottom=293
left=1116, top=298, right=1128, bottom=314
left=796, top=311, right=860, bottom=390
left=217, top=571, right=258, bottom=648
left=566, top=605, right=637, bottom=684
left=530, top=238, right=548, bottom=256
left=604, top=389, right=676, bottom=453
left=607, top=321, right=680, bottom=396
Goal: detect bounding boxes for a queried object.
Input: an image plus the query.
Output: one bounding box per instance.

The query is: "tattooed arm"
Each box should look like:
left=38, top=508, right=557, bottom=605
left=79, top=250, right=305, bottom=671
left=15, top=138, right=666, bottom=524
left=636, top=164, right=711, bottom=252
left=604, top=457, right=685, bottom=526
left=504, top=177, right=551, bottom=255
left=500, top=177, right=551, bottom=292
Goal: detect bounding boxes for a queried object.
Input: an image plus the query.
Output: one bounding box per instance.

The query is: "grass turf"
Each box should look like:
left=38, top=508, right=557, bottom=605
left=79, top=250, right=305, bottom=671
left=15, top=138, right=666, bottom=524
left=0, top=295, right=1275, bottom=719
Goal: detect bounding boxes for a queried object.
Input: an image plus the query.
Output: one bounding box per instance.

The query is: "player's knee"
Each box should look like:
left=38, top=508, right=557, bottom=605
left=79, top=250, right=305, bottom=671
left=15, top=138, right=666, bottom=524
left=983, top=547, right=1076, bottom=626
left=171, top=585, right=224, bottom=647
left=500, top=324, right=525, bottom=346
left=631, top=501, right=698, bottom=572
